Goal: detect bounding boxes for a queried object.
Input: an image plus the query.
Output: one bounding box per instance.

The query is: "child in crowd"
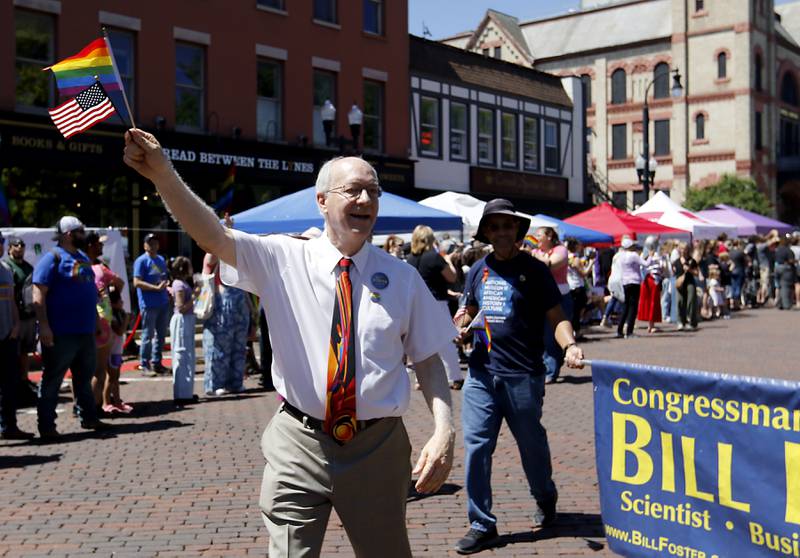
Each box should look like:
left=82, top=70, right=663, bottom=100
left=707, top=267, right=728, bottom=319
left=169, top=256, right=198, bottom=405
left=104, top=286, right=133, bottom=414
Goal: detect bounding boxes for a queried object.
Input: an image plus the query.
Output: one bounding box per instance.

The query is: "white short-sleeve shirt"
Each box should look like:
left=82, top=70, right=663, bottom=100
left=220, top=230, right=456, bottom=420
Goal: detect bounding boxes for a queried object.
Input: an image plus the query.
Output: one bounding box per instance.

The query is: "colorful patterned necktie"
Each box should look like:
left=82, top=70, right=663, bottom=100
left=324, top=257, right=357, bottom=444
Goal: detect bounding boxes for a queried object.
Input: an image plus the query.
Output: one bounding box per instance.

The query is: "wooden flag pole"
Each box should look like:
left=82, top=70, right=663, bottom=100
left=101, top=27, right=136, bottom=129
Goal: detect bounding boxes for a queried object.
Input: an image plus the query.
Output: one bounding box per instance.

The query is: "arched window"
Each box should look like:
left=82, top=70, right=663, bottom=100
left=580, top=74, right=592, bottom=108
left=696, top=114, right=705, bottom=140
left=755, top=53, right=763, bottom=91
left=782, top=73, right=799, bottom=106
left=653, top=63, right=669, bottom=99
left=717, top=52, right=727, bottom=79
left=611, top=68, right=626, bottom=104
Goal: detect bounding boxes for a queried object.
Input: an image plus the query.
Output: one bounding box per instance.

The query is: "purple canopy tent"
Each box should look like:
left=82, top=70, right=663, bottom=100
left=697, top=204, right=794, bottom=237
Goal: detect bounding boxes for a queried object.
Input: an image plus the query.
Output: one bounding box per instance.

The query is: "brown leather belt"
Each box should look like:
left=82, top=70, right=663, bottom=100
left=281, top=401, right=383, bottom=432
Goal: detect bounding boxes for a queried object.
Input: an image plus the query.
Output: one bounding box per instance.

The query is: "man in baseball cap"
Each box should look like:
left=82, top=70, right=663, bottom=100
left=133, top=232, right=170, bottom=376
left=454, top=199, right=583, bottom=553
left=33, top=215, right=109, bottom=440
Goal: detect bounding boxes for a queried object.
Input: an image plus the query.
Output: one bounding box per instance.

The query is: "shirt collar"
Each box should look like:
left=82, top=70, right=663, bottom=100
left=313, top=232, right=371, bottom=275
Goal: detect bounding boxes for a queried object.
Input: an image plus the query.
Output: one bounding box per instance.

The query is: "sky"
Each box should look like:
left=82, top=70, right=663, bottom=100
left=409, top=0, right=800, bottom=40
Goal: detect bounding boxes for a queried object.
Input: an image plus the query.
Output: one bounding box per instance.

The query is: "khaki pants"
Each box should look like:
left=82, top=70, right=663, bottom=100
left=259, top=407, right=412, bottom=558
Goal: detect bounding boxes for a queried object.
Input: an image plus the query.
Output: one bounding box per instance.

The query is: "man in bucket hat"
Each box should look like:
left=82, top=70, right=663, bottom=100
left=454, top=198, right=584, bottom=554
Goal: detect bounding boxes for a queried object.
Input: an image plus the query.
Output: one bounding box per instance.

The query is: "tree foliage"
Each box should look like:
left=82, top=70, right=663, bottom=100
left=684, top=174, right=772, bottom=215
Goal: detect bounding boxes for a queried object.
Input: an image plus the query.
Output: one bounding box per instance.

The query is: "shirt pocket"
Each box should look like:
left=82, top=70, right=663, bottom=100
left=359, top=297, right=402, bottom=363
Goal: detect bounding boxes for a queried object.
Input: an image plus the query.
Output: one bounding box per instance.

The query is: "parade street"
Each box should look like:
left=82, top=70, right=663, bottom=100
left=1, top=307, right=797, bottom=558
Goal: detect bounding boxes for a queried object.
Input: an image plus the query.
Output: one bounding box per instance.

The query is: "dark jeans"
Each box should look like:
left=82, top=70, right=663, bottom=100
left=37, top=333, right=97, bottom=433
left=678, top=285, right=698, bottom=327
left=617, top=284, right=641, bottom=336
left=0, top=335, right=20, bottom=432
left=139, top=304, right=170, bottom=367
left=462, top=368, right=556, bottom=532
left=776, top=263, right=797, bottom=309
left=569, top=287, right=588, bottom=335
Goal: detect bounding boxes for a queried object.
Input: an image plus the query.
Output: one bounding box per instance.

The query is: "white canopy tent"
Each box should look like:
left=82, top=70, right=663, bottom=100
left=418, top=191, right=486, bottom=237
left=632, top=192, right=738, bottom=240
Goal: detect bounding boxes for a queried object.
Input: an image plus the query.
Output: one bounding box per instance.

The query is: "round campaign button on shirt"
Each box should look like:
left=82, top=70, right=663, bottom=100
left=371, top=272, right=389, bottom=290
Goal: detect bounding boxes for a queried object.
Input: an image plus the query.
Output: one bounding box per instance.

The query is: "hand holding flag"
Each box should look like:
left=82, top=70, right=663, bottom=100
left=124, top=129, right=174, bottom=182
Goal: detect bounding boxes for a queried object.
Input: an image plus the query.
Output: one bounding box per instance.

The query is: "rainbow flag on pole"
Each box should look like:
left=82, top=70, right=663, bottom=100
left=44, top=38, right=122, bottom=98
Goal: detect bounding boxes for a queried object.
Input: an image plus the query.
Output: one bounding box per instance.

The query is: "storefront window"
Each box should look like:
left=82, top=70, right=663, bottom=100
left=501, top=112, right=517, bottom=167
left=523, top=116, right=539, bottom=171
left=313, top=70, right=337, bottom=145
left=257, top=59, right=282, bottom=141
left=478, top=108, right=494, bottom=165
left=175, top=43, right=205, bottom=131
left=15, top=9, right=55, bottom=110
left=1, top=167, right=133, bottom=229
left=419, top=96, right=439, bottom=156
left=363, top=80, right=383, bottom=152
left=450, top=102, right=468, bottom=161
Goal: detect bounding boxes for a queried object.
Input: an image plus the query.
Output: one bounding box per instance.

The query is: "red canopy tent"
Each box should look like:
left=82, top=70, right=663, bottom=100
left=564, top=203, right=690, bottom=244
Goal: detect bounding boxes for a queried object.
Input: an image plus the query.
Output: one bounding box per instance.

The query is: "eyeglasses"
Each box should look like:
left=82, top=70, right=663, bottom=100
left=329, top=184, right=382, bottom=201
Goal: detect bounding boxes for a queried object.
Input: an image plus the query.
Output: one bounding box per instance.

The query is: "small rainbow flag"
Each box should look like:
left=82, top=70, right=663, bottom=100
left=522, top=234, right=538, bottom=250
left=475, top=318, right=492, bottom=353
left=44, top=38, right=122, bottom=98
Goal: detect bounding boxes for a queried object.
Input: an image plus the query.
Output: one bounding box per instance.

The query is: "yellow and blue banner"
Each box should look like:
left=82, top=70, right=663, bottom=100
left=592, top=360, right=800, bottom=558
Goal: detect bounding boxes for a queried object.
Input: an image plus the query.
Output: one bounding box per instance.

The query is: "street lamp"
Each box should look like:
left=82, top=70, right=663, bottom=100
left=348, top=102, right=363, bottom=151
left=321, top=99, right=336, bottom=147
left=638, top=68, right=683, bottom=199
left=635, top=154, right=657, bottom=186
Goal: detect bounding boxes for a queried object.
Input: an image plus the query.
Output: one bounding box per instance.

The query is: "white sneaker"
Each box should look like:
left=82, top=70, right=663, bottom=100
left=215, top=388, right=230, bottom=396
left=676, top=323, right=684, bottom=331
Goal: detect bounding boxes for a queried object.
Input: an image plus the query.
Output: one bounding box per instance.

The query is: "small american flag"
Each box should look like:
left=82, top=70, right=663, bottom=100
left=48, top=82, right=116, bottom=139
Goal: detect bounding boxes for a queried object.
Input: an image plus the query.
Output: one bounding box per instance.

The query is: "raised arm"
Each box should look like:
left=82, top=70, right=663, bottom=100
left=123, top=129, right=236, bottom=265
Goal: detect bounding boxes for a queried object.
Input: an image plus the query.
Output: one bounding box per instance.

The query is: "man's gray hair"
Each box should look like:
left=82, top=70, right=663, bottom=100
left=315, top=156, right=379, bottom=195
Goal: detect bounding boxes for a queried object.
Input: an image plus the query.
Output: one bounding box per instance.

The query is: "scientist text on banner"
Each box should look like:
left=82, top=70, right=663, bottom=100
left=592, top=360, right=800, bottom=558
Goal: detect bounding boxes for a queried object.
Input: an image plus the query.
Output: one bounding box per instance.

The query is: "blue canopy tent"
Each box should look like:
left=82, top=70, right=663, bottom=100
left=531, top=213, right=614, bottom=245
left=230, top=186, right=463, bottom=234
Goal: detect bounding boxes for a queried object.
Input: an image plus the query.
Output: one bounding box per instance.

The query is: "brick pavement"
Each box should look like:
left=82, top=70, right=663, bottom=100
left=0, top=307, right=797, bottom=557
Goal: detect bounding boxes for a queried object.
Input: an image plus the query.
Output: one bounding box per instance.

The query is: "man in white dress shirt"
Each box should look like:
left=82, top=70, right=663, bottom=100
left=123, top=128, right=456, bottom=558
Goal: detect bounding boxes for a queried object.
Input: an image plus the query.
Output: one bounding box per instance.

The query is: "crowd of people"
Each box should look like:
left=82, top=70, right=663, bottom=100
left=0, top=215, right=272, bottom=441
left=0, top=130, right=796, bottom=555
